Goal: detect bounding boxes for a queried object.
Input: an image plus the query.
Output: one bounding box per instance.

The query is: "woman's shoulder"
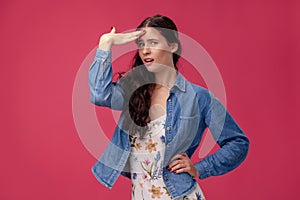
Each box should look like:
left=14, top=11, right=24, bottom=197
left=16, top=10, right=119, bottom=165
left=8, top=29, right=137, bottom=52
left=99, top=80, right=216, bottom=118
left=185, top=80, right=215, bottom=107
left=186, top=80, right=211, bottom=97
left=175, top=73, right=214, bottom=106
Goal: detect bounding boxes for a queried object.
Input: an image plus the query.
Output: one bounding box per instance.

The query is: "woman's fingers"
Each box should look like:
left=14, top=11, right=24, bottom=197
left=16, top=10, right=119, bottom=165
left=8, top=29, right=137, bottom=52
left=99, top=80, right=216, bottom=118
left=172, top=167, right=191, bottom=174
left=168, top=160, right=182, bottom=170
left=98, top=27, right=145, bottom=51
left=168, top=153, right=187, bottom=170
left=167, top=153, right=199, bottom=178
left=136, top=29, right=146, bottom=37
left=169, top=162, right=186, bottom=172
left=169, top=153, right=185, bottom=163
left=124, top=30, right=145, bottom=39
left=112, top=30, right=145, bottom=45
left=110, top=26, right=116, bottom=33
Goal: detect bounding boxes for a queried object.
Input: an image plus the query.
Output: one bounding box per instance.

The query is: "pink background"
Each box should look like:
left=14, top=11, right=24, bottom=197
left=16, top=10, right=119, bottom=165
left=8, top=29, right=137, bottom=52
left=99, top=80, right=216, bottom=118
left=1, top=0, right=299, bottom=199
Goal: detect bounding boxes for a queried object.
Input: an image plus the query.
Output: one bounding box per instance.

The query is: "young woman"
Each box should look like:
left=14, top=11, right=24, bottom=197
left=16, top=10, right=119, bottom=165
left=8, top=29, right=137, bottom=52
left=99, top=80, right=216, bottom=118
left=88, top=14, right=249, bottom=200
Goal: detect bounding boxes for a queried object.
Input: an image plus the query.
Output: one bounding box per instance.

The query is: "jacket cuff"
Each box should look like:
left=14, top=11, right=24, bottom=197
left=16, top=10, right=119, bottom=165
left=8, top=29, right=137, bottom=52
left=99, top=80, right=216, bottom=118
left=95, top=48, right=112, bottom=61
left=195, top=159, right=211, bottom=180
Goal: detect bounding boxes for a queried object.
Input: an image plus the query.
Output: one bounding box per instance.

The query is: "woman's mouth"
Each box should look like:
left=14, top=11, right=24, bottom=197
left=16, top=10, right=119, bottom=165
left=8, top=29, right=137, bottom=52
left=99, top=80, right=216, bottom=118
left=143, top=58, right=154, bottom=65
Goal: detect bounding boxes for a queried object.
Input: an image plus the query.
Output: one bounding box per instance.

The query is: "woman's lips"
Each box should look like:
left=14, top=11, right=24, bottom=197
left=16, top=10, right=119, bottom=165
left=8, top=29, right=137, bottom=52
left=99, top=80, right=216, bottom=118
left=144, top=58, right=154, bottom=65
left=145, top=61, right=154, bottom=65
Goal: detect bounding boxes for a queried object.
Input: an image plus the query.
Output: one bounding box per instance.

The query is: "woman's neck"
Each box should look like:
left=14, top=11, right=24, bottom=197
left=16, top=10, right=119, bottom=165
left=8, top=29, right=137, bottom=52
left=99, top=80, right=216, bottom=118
left=153, top=66, right=177, bottom=89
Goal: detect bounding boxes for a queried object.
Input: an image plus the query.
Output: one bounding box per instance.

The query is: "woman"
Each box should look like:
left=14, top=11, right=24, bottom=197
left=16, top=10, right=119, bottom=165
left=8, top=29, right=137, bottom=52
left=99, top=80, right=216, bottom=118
left=89, top=14, right=249, bottom=200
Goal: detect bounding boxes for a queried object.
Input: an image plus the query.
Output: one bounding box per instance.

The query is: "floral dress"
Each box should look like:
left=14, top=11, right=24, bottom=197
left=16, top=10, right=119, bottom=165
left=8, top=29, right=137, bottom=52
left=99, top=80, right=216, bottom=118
left=129, top=114, right=206, bottom=200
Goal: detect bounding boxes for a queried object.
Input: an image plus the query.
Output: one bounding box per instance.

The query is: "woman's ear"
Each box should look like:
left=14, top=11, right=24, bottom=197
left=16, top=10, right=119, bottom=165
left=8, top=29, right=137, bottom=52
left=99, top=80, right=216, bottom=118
left=170, top=43, right=178, bottom=53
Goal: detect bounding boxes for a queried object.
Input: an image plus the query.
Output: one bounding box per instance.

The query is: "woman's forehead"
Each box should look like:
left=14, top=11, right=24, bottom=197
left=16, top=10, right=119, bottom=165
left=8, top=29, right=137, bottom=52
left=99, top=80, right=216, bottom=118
left=138, top=27, right=165, bottom=41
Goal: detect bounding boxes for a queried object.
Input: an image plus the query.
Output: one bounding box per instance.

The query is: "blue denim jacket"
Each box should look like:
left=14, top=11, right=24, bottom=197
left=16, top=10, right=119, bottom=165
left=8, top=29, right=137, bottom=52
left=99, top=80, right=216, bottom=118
left=88, top=49, right=249, bottom=199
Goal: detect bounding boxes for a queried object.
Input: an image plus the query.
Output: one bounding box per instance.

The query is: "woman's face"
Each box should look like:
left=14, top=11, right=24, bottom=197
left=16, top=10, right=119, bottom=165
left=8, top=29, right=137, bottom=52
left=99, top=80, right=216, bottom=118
left=137, top=27, right=177, bottom=73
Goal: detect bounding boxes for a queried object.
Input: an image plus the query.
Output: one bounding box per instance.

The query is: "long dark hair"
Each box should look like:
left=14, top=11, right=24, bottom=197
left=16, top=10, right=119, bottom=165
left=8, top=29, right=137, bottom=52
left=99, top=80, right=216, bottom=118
left=120, top=14, right=182, bottom=137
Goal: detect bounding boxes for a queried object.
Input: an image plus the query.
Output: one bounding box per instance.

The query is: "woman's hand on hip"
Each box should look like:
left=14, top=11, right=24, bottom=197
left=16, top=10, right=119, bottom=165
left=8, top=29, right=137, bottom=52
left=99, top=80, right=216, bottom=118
left=98, top=27, right=145, bottom=50
left=168, top=153, right=200, bottom=179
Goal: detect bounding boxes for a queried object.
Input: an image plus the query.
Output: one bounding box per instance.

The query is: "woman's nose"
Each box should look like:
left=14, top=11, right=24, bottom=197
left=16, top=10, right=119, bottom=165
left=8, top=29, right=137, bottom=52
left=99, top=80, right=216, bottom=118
left=142, top=45, right=151, bottom=55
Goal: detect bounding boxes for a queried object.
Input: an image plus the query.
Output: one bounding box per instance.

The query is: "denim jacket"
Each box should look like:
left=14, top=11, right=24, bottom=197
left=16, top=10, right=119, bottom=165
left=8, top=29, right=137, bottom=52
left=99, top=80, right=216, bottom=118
left=88, top=49, right=249, bottom=199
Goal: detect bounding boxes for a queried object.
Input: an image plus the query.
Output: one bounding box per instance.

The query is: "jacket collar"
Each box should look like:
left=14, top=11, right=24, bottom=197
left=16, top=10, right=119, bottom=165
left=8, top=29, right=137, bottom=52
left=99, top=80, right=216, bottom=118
left=172, top=72, right=186, bottom=92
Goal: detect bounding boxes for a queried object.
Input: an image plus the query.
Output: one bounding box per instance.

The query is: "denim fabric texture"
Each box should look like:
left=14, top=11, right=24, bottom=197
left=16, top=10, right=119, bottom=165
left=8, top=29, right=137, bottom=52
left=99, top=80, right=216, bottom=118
left=88, top=49, right=249, bottom=199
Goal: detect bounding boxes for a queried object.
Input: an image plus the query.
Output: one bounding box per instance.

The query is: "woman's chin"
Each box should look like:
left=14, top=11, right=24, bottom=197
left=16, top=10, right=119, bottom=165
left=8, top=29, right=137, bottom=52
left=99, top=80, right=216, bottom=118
left=145, top=63, right=161, bottom=73
left=145, top=63, right=174, bottom=74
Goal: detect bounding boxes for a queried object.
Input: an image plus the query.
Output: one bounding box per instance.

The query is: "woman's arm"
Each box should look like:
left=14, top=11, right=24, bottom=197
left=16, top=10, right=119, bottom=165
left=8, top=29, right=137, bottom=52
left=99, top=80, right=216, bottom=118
left=88, top=27, right=145, bottom=109
left=195, top=92, right=250, bottom=179
left=167, top=91, right=249, bottom=179
left=88, top=49, right=124, bottom=109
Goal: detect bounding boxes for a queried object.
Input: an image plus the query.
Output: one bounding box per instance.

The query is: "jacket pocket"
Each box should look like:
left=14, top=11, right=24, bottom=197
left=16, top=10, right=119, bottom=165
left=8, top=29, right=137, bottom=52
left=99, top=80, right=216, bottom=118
left=171, top=115, right=199, bottom=154
left=178, top=114, right=199, bottom=136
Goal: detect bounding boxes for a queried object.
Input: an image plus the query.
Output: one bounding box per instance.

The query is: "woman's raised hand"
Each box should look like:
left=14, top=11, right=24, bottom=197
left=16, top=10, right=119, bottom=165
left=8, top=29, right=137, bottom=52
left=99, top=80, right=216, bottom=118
left=98, top=27, right=145, bottom=50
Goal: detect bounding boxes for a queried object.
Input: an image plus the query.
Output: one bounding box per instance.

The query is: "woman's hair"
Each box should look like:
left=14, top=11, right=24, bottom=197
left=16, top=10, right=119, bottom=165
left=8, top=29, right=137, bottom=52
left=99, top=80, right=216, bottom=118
left=120, top=14, right=182, bottom=137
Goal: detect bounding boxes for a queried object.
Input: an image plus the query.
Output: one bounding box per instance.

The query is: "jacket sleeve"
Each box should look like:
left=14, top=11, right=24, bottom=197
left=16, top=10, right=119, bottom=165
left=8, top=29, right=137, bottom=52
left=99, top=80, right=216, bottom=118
left=194, top=91, right=250, bottom=179
left=88, top=48, right=124, bottom=110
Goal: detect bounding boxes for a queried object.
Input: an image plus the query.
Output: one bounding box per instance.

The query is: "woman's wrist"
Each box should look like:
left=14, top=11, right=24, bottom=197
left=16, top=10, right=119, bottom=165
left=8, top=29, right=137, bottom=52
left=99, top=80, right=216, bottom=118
left=98, top=41, right=112, bottom=51
left=192, top=165, right=200, bottom=179
left=98, top=37, right=113, bottom=50
left=193, top=171, right=200, bottom=179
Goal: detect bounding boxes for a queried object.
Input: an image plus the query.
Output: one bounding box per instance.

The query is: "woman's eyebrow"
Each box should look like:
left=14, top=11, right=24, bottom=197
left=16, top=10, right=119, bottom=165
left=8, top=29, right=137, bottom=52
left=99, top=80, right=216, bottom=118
left=147, top=38, right=159, bottom=41
left=137, top=38, right=159, bottom=43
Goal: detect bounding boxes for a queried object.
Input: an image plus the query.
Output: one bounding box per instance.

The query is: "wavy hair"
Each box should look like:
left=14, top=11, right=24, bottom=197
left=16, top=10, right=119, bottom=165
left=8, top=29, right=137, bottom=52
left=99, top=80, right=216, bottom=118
left=120, top=14, right=182, bottom=137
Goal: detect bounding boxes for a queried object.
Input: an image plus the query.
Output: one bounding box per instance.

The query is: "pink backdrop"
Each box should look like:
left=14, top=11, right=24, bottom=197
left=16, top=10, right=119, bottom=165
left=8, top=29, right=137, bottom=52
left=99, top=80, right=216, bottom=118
left=1, top=0, right=299, bottom=199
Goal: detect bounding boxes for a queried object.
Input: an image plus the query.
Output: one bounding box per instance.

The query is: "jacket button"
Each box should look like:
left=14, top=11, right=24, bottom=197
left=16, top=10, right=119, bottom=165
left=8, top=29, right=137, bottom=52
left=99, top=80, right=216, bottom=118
left=164, top=176, right=168, bottom=181
left=168, top=99, right=172, bottom=102
left=166, top=127, right=171, bottom=131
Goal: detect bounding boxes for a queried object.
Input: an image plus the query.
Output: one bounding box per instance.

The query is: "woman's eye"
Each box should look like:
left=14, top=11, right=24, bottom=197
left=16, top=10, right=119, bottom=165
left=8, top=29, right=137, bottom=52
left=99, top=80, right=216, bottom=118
left=151, top=41, right=158, bottom=46
left=138, top=43, right=145, bottom=48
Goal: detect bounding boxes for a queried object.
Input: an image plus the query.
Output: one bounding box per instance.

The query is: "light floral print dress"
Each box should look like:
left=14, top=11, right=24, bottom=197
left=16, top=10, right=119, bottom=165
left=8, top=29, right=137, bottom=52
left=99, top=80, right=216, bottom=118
left=129, top=114, right=205, bottom=200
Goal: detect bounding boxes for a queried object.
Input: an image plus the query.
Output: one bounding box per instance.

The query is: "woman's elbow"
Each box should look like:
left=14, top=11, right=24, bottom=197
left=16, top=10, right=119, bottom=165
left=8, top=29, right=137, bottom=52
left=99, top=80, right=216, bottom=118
left=241, top=134, right=250, bottom=154
left=89, top=92, right=111, bottom=107
left=236, top=136, right=250, bottom=165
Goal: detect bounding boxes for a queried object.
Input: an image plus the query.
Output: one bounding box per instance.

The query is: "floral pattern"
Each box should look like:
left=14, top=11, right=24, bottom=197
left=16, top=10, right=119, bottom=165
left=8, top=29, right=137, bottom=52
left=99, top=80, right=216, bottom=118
left=160, top=135, right=165, bottom=143
left=145, top=139, right=158, bottom=153
left=129, top=115, right=205, bottom=200
left=135, top=142, right=142, bottom=150
left=148, top=185, right=163, bottom=199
